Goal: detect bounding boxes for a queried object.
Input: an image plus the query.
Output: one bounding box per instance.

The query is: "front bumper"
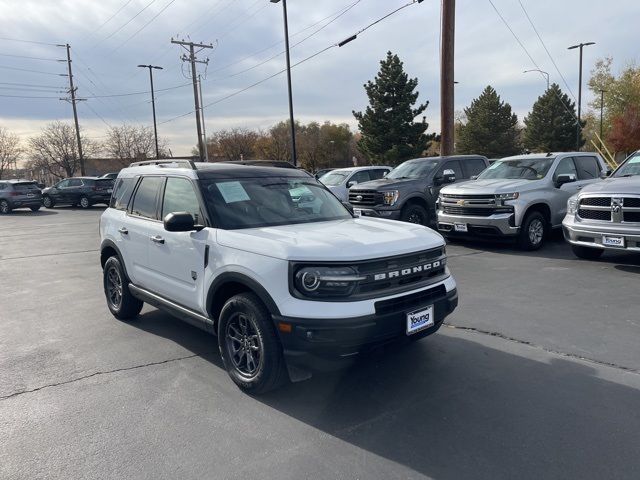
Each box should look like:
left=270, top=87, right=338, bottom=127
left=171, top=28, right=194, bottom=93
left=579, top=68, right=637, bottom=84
left=437, top=211, right=518, bottom=237
left=274, top=285, right=458, bottom=372
left=562, top=215, right=640, bottom=252
left=350, top=206, right=402, bottom=220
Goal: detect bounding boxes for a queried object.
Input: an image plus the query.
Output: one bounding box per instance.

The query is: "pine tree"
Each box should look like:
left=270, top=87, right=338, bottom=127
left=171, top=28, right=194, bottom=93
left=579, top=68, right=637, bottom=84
left=353, top=52, right=434, bottom=165
left=456, top=86, right=521, bottom=157
left=524, top=83, right=585, bottom=151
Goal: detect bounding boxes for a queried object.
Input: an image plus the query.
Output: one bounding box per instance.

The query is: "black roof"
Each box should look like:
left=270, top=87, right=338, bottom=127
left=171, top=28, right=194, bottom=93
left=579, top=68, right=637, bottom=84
left=222, top=160, right=297, bottom=169
left=405, top=155, right=488, bottom=162
left=195, top=162, right=310, bottom=179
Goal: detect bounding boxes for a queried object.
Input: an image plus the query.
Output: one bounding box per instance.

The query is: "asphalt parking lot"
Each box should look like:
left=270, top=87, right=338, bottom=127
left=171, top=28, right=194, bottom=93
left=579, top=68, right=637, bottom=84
left=1, top=207, right=639, bottom=480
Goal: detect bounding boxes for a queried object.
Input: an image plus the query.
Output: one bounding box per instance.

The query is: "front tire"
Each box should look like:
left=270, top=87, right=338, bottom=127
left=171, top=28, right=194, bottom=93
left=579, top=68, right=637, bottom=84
left=518, top=211, right=546, bottom=250
left=30, top=205, right=41, bottom=212
left=401, top=204, right=429, bottom=226
left=218, top=293, right=287, bottom=394
left=79, top=196, right=91, bottom=209
left=43, top=196, right=54, bottom=208
left=571, top=244, right=604, bottom=260
left=0, top=200, right=11, bottom=214
left=103, top=256, right=143, bottom=320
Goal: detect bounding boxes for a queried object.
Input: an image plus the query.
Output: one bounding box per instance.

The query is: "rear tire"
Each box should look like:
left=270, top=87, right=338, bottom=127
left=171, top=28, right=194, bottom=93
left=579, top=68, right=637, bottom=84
left=30, top=206, right=41, bottom=212
left=218, top=293, right=287, bottom=394
left=79, top=196, right=91, bottom=209
left=571, top=244, right=604, bottom=260
left=103, top=256, right=143, bottom=320
left=43, top=196, right=54, bottom=208
left=400, top=204, right=429, bottom=226
left=518, top=211, right=546, bottom=250
left=0, top=200, right=11, bottom=214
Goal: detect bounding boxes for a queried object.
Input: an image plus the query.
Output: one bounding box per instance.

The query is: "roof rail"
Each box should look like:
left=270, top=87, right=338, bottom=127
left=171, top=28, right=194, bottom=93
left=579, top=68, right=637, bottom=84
left=129, top=159, right=197, bottom=170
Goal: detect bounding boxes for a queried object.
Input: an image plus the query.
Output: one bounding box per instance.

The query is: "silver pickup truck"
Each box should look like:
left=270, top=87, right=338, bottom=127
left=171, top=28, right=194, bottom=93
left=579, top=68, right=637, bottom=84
left=563, top=151, right=640, bottom=259
left=437, top=152, right=607, bottom=250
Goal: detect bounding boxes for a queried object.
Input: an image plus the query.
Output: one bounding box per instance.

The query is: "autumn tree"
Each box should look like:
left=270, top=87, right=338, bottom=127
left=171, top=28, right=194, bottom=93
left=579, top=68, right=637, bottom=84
left=28, top=121, right=98, bottom=178
left=353, top=52, right=434, bottom=165
left=0, top=127, right=22, bottom=179
left=456, top=86, right=521, bottom=157
left=205, top=128, right=260, bottom=161
left=607, top=107, right=640, bottom=153
left=105, top=124, right=167, bottom=166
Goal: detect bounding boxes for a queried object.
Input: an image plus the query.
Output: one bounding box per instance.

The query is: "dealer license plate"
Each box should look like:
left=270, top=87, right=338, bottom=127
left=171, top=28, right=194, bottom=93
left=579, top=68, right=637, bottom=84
left=454, top=223, right=468, bottom=232
left=602, top=235, right=625, bottom=247
left=406, top=305, right=434, bottom=335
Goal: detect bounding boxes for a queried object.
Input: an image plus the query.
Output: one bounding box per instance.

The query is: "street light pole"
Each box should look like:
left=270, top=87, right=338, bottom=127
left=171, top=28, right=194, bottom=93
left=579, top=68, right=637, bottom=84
left=137, top=64, right=163, bottom=159
left=523, top=69, right=549, bottom=90
left=271, top=0, right=297, bottom=166
left=568, top=41, right=595, bottom=150
left=599, top=88, right=606, bottom=150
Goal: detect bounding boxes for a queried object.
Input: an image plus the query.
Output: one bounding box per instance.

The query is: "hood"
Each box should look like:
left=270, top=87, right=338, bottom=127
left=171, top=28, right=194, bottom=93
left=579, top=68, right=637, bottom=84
left=441, top=178, right=540, bottom=195
left=216, top=217, right=444, bottom=261
left=351, top=177, right=422, bottom=191
left=579, top=176, right=640, bottom=195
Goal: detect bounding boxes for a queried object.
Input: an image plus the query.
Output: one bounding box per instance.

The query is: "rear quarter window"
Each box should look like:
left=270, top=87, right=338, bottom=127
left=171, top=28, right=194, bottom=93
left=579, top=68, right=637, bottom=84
left=110, top=177, right=137, bottom=211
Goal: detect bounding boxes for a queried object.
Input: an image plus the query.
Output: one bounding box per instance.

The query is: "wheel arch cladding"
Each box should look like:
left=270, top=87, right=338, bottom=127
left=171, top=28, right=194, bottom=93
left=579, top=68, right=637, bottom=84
left=207, top=273, right=281, bottom=323
left=524, top=203, right=551, bottom=223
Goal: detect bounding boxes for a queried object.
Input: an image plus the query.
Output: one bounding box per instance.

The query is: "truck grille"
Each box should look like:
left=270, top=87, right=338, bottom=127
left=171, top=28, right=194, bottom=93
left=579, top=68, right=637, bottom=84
left=439, top=194, right=511, bottom=218
left=348, top=190, right=382, bottom=206
left=577, top=195, right=640, bottom=223
left=442, top=206, right=499, bottom=216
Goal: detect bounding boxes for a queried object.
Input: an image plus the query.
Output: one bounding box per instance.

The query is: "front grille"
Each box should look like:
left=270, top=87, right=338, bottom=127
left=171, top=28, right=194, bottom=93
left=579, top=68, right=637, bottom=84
left=442, top=206, right=510, bottom=216
left=578, top=209, right=611, bottom=221
left=624, top=197, right=640, bottom=208
left=624, top=212, right=640, bottom=222
left=349, top=190, right=382, bottom=206
left=580, top=197, right=610, bottom=207
left=441, top=194, right=495, bottom=201
left=375, top=284, right=447, bottom=315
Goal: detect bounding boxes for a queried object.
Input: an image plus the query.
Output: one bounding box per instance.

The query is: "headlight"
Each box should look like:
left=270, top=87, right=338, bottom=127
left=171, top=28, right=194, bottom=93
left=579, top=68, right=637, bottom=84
left=293, top=266, right=366, bottom=298
left=383, top=190, right=399, bottom=206
left=495, top=192, right=519, bottom=201
left=567, top=195, right=579, bottom=215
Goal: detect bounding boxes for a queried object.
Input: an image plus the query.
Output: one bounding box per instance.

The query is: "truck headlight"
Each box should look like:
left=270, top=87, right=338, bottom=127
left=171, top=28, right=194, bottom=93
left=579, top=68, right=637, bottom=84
left=383, top=190, right=399, bottom=206
left=293, top=266, right=365, bottom=298
left=495, top=192, right=519, bottom=201
left=567, top=195, right=579, bottom=215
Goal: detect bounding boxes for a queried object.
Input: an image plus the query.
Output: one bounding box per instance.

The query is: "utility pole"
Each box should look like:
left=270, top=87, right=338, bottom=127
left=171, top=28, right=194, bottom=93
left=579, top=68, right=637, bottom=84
left=440, top=0, right=455, bottom=157
left=198, top=74, right=209, bottom=162
left=62, top=44, right=85, bottom=175
left=137, top=64, right=163, bottom=159
left=568, top=41, right=595, bottom=150
left=171, top=38, right=213, bottom=161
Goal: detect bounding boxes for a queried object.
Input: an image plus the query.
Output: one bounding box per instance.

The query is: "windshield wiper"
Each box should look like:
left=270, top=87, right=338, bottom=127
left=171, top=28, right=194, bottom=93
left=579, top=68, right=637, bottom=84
left=619, top=174, right=637, bottom=177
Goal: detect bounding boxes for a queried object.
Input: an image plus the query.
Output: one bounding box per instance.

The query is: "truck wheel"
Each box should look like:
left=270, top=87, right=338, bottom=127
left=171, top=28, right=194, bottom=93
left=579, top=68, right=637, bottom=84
left=43, top=196, right=54, bottom=208
left=571, top=245, right=604, bottom=260
left=79, top=196, right=91, bottom=209
left=30, top=206, right=41, bottom=212
left=0, top=200, right=11, bottom=214
left=218, top=293, right=287, bottom=394
left=401, top=204, right=429, bottom=225
left=518, top=211, right=546, bottom=250
left=103, top=256, right=143, bottom=320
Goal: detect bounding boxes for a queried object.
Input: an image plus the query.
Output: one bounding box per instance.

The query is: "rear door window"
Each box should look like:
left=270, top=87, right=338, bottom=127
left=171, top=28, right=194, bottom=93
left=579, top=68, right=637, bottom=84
left=574, top=156, right=600, bottom=180
left=68, top=179, right=83, bottom=187
left=464, top=158, right=488, bottom=178
left=130, top=176, right=164, bottom=219
left=110, top=177, right=137, bottom=211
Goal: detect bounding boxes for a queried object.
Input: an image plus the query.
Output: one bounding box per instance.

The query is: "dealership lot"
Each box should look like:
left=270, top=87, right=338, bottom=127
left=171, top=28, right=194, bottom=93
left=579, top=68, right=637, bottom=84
left=1, top=208, right=639, bottom=479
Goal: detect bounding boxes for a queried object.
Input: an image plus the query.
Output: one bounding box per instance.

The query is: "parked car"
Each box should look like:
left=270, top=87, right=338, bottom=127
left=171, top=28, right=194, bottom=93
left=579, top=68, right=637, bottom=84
left=320, top=166, right=391, bottom=202
left=99, top=161, right=457, bottom=393
left=348, top=155, right=490, bottom=225
left=42, top=177, right=115, bottom=209
left=0, top=179, right=42, bottom=214
left=563, top=150, right=640, bottom=258
left=314, top=168, right=335, bottom=179
left=437, top=152, right=607, bottom=250
left=99, top=172, right=120, bottom=180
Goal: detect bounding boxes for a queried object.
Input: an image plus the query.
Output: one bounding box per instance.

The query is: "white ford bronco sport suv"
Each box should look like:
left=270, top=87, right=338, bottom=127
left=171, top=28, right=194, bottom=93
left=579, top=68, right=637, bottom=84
left=100, top=160, right=458, bottom=393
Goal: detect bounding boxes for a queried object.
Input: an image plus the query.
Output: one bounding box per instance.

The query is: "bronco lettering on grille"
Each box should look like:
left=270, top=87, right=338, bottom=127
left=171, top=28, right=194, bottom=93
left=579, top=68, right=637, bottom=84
left=373, top=260, right=443, bottom=281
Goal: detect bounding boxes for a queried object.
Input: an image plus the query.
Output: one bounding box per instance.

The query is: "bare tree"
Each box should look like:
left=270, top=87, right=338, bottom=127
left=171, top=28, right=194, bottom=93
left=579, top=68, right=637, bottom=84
left=104, top=124, right=167, bottom=166
left=0, top=127, right=22, bottom=179
left=28, top=121, right=98, bottom=178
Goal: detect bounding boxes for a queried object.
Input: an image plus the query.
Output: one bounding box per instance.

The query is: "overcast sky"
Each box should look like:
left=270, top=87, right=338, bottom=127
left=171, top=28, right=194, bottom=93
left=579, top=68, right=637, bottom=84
left=0, top=0, right=638, bottom=155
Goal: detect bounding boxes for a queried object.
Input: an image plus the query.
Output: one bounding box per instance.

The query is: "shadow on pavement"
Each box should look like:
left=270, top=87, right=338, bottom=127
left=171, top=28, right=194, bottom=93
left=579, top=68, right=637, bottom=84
left=5, top=209, right=58, bottom=217
left=130, top=309, right=640, bottom=479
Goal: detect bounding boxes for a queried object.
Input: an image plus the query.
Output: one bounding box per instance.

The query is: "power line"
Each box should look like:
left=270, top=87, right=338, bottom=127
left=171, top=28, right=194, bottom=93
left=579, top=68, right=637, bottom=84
left=113, top=0, right=179, bottom=51
left=99, top=0, right=159, bottom=44
left=0, top=37, right=60, bottom=47
left=0, top=93, right=60, bottom=99
left=92, top=0, right=136, bottom=34
left=0, top=86, right=66, bottom=94
left=81, top=101, right=114, bottom=129
left=0, top=81, right=64, bottom=89
left=516, top=0, right=576, bottom=101
left=0, top=65, right=66, bottom=76
left=0, top=53, right=64, bottom=62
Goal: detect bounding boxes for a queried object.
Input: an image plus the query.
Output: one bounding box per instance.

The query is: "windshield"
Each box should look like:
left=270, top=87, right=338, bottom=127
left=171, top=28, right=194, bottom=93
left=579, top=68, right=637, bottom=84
left=477, top=158, right=554, bottom=180
left=613, top=152, right=640, bottom=177
left=319, top=171, right=349, bottom=186
left=201, top=176, right=352, bottom=229
left=387, top=159, right=440, bottom=179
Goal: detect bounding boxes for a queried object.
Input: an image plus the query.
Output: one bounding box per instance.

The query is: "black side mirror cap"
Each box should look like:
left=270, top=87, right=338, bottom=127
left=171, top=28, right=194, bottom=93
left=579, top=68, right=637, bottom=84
left=555, top=174, right=577, bottom=187
left=164, top=212, right=203, bottom=232
left=600, top=169, right=612, bottom=179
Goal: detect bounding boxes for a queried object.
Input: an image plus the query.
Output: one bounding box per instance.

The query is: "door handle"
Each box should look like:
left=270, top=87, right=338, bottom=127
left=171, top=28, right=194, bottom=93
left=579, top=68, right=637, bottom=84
left=150, top=235, right=165, bottom=244
left=576, top=186, right=583, bottom=190
left=118, top=227, right=128, bottom=235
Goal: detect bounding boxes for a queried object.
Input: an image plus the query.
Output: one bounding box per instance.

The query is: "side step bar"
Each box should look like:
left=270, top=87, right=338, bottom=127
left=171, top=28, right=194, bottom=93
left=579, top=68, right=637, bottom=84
left=128, top=283, right=216, bottom=334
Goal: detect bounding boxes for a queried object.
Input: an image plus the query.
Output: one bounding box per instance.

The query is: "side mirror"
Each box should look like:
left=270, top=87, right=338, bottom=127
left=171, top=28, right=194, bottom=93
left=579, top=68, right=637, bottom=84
left=347, top=180, right=357, bottom=188
left=600, top=169, right=612, bottom=179
left=470, top=175, right=479, bottom=181
left=164, top=212, right=203, bottom=232
left=441, top=169, right=456, bottom=184
left=556, top=174, right=577, bottom=187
